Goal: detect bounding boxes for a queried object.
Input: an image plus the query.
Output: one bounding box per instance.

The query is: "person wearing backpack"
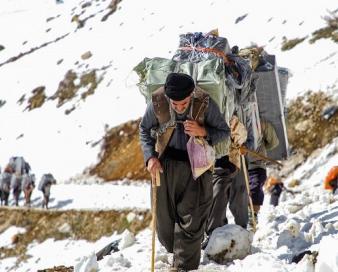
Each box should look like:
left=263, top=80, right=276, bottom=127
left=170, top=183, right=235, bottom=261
left=22, top=174, right=36, bottom=207
left=324, top=166, right=338, bottom=193
left=139, top=72, right=230, bottom=271
left=9, top=156, right=29, bottom=206
left=247, top=119, right=279, bottom=225
left=38, top=173, right=56, bottom=209
left=204, top=114, right=252, bottom=241
left=0, top=165, right=13, bottom=206
left=266, top=176, right=284, bottom=206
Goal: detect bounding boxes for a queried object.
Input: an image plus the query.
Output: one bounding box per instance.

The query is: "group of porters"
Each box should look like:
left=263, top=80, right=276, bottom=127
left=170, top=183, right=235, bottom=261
left=0, top=156, right=56, bottom=209
left=133, top=30, right=290, bottom=271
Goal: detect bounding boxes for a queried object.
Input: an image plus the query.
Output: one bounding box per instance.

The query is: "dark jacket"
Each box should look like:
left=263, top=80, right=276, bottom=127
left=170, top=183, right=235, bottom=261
left=139, top=90, right=230, bottom=164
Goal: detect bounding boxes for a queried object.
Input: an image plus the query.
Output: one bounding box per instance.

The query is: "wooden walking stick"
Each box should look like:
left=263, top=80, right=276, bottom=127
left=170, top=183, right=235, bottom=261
left=151, top=170, right=160, bottom=272
left=241, top=155, right=257, bottom=232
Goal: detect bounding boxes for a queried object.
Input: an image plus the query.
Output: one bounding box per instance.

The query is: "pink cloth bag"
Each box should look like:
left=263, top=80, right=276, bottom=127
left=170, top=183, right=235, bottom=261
left=187, top=136, right=215, bottom=180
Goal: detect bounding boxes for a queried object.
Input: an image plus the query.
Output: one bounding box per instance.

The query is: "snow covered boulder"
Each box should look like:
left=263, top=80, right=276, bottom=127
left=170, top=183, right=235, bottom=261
left=203, top=224, right=251, bottom=264
left=283, top=219, right=301, bottom=237
left=74, top=252, right=98, bottom=272
left=118, top=229, right=135, bottom=250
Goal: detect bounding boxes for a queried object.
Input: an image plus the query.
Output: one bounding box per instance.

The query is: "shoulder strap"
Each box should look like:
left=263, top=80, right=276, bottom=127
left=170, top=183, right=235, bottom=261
left=191, top=87, right=209, bottom=125
left=152, top=86, right=210, bottom=125
left=151, top=87, right=171, bottom=124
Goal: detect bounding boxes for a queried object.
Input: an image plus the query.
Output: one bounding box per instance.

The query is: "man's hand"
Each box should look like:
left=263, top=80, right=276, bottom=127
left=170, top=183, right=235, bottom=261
left=147, top=157, right=163, bottom=181
left=183, top=120, right=207, bottom=137
left=239, top=145, right=247, bottom=155
left=230, top=116, right=247, bottom=146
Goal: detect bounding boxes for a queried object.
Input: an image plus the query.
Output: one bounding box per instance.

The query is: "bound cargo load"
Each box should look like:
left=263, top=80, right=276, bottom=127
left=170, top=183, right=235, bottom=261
left=238, top=47, right=289, bottom=160
left=133, top=30, right=261, bottom=161
left=254, top=54, right=289, bottom=160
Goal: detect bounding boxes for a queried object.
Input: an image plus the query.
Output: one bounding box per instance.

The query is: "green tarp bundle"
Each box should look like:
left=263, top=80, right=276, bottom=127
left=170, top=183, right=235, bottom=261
left=133, top=56, right=233, bottom=158
left=133, top=57, right=227, bottom=114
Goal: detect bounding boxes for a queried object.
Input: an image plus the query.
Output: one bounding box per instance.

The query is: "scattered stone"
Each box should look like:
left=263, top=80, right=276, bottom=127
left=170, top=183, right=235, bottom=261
left=81, top=2, right=92, bottom=8
left=235, top=13, right=248, bottom=24
left=102, top=0, right=121, bottom=22
left=17, top=94, right=26, bottom=105
left=126, top=172, right=132, bottom=179
left=288, top=179, right=300, bottom=188
left=11, top=234, right=19, bottom=244
left=81, top=51, right=92, bottom=60
left=58, top=223, right=72, bottom=234
left=65, top=106, right=76, bottom=115
left=16, top=134, right=24, bottom=140
left=281, top=36, right=307, bottom=51
left=25, top=86, right=46, bottom=111
left=119, top=229, right=135, bottom=250
left=0, top=100, right=6, bottom=108
left=126, top=212, right=136, bottom=223
left=46, top=17, right=56, bottom=23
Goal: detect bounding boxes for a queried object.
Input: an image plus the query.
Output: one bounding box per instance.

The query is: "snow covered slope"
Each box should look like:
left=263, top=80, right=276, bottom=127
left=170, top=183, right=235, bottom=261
left=0, top=139, right=337, bottom=271
left=0, top=0, right=337, bottom=181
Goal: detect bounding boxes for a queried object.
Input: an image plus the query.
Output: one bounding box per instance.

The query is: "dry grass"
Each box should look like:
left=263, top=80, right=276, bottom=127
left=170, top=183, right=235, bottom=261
left=286, top=91, right=338, bottom=156
left=0, top=208, right=151, bottom=264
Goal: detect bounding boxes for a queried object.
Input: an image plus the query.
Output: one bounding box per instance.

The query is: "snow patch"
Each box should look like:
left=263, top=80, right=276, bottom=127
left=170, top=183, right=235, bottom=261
left=74, top=252, right=98, bottom=272
left=315, top=235, right=338, bottom=272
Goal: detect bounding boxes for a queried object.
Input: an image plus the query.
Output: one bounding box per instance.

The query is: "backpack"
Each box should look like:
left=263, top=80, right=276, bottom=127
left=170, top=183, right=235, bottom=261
left=252, top=54, right=289, bottom=160
left=21, top=174, right=35, bottom=190
left=9, top=156, right=30, bottom=175
left=38, top=173, right=55, bottom=190
left=238, top=47, right=290, bottom=159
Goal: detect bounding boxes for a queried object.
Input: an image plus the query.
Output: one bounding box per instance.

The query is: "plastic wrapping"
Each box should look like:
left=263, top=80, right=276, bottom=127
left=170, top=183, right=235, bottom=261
left=277, top=67, right=289, bottom=108
left=173, top=32, right=231, bottom=62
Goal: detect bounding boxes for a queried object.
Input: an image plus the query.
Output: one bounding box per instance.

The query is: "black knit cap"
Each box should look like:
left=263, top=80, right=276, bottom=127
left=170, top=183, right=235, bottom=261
left=164, top=73, right=195, bottom=101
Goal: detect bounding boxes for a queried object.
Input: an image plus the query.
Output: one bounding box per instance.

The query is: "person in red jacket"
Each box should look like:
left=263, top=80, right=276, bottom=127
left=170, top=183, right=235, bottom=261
left=324, top=166, right=338, bottom=193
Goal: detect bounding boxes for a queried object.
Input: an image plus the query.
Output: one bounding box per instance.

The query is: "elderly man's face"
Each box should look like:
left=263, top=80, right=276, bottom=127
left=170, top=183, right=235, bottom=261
left=170, top=95, right=191, bottom=114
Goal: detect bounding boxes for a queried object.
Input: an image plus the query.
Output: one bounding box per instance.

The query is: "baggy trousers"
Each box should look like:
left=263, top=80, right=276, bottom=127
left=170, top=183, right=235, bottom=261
left=155, top=159, right=213, bottom=270
left=229, top=166, right=249, bottom=228
left=248, top=167, right=267, bottom=206
left=206, top=162, right=248, bottom=235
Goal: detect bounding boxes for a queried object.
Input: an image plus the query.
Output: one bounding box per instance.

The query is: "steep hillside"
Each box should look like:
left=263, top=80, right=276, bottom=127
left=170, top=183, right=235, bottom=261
left=89, top=119, right=149, bottom=181
left=0, top=0, right=337, bottom=181
left=287, top=91, right=338, bottom=156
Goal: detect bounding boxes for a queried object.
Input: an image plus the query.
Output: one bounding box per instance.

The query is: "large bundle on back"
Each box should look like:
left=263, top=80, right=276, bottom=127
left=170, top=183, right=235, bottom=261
left=133, top=31, right=260, bottom=161
left=240, top=50, right=289, bottom=160
left=133, top=57, right=227, bottom=113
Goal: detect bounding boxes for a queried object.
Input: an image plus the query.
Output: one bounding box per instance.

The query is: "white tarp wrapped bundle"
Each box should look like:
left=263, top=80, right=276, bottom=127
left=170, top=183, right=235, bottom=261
left=254, top=55, right=289, bottom=160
